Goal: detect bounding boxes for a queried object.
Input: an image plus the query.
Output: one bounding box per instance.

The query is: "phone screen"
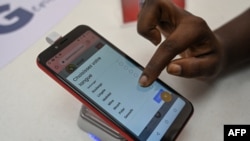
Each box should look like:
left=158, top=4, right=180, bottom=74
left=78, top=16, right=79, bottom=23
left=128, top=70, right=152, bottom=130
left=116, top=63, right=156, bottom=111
left=39, top=25, right=193, bottom=141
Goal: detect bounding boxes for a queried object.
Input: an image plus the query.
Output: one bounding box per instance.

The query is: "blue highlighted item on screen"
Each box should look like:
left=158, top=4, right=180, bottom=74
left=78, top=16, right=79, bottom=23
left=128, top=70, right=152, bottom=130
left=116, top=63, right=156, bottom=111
left=154, top=89, right=164, bottom=103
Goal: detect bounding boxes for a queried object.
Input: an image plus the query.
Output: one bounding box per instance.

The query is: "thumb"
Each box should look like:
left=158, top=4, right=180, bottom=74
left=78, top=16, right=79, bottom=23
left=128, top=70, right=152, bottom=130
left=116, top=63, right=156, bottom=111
left=167, top=56, right=218, bottom=78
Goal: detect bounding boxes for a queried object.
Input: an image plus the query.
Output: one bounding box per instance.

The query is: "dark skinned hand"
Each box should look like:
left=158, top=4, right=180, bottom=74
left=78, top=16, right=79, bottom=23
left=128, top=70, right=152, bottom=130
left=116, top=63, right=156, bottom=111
left=137, top=0, right=224, bottom=87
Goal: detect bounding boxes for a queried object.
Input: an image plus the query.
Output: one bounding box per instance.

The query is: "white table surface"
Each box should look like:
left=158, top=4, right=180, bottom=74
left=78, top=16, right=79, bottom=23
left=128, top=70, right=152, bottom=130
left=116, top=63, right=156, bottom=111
left=1, top=0, right=250, bottom=141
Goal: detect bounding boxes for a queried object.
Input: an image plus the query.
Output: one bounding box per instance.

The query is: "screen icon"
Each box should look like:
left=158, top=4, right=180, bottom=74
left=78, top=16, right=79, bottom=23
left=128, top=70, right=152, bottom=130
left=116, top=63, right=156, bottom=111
left=161, top=91, right=172, bottom=102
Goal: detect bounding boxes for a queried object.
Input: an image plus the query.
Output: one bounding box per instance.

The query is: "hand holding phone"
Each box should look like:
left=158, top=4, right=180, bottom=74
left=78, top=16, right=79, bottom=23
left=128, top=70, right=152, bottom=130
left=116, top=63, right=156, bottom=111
left=37, top=25, right=193, bottom=141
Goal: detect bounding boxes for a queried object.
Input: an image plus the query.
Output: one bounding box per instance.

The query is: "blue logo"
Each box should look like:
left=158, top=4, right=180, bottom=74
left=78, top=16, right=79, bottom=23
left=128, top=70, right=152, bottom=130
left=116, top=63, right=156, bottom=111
left=154, top=89, right=164, bottom=103
left=0, top=4, right=33, bottom=34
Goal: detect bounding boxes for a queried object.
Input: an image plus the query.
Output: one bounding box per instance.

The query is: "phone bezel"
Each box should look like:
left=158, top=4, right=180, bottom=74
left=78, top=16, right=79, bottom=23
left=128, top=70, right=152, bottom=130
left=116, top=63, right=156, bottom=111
left=37, top=25, right=194, bottom=141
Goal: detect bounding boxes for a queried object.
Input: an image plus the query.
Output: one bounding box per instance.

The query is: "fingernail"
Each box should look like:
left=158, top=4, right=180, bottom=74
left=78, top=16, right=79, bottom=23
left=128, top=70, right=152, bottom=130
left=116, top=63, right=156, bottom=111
left=139, top=75, right=148, bottom=87
left=168, top=64, right=182, bottom=75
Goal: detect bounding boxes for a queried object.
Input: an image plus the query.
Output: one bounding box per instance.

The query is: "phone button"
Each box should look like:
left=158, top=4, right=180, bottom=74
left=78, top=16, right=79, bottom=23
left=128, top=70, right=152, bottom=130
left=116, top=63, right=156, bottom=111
left=154, top=112, right=161, bottom=118
left=173, top=108, right=178, bottom=113
left=164, top=119, right=169, bottom=125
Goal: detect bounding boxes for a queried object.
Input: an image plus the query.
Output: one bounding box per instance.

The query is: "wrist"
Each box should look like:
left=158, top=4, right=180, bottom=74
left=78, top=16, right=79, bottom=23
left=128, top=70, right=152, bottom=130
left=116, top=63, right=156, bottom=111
left=213, top=8, right=250, bottom=73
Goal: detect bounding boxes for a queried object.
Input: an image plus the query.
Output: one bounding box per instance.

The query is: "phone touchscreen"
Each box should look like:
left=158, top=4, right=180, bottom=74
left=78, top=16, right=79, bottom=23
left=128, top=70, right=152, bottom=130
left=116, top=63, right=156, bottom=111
left=44, top=28, right=189, bottom=141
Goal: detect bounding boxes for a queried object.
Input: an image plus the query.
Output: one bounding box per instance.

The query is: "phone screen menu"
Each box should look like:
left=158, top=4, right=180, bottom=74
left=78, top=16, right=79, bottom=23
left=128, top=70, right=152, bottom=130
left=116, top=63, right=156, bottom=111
left=47, top=31, right=185, bottom=140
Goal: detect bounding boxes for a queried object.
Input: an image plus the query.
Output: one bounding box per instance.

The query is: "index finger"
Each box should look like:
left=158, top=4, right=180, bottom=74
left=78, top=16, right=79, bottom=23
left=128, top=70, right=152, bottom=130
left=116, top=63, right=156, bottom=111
left=139, top=25, right=195, bottom=87
left=139, top=39, right=179, bottom=87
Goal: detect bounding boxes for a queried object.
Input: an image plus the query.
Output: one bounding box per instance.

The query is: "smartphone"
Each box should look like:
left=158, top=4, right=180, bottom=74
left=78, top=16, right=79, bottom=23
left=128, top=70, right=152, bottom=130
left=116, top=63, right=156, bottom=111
left=37, top=25, right=193, bottom=141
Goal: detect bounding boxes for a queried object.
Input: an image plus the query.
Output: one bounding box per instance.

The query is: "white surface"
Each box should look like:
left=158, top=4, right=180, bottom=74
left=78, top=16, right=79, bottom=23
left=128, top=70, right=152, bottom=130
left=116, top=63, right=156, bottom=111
left=0, top=0, right=250, bottom=141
